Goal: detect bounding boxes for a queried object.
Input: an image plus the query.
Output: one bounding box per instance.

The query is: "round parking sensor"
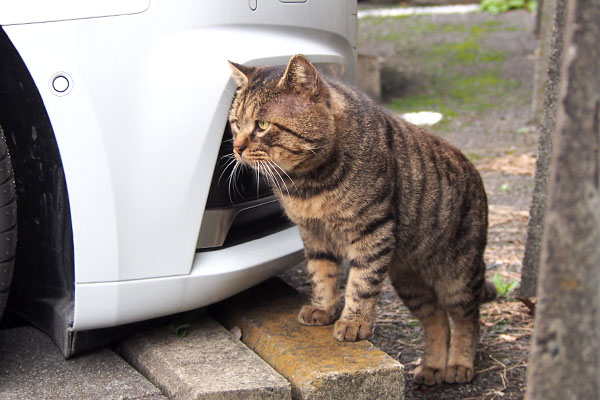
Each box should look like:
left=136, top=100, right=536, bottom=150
left=49, top=72, right=73, bottom=96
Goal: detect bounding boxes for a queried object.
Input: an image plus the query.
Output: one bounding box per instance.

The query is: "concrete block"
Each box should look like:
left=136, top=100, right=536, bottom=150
left=210, top=278, right=404, bottom=400
left=0, top=326, right=165, bottom=400
left=116, top=312, right=291, bottom=400
left=357, top=53, right=382, bottom=102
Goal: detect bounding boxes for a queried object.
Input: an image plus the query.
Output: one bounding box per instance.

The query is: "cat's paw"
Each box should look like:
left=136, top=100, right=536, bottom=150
left=413, top=365, right=445, bottom=386
left=332, top=319, right=372, bottom=341
left=444, top=363, right=475, bottom=384
left=298, top=305, right=337, bottom=326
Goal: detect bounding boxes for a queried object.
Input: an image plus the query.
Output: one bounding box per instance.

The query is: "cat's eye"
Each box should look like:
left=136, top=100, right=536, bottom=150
left=233, top=120, right=240, bottom=129
left=256, top=120, right=270, bottom=131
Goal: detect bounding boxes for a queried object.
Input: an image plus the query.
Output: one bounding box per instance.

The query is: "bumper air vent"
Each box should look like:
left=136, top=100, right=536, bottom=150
left=196, top=122, right=293, bottom=250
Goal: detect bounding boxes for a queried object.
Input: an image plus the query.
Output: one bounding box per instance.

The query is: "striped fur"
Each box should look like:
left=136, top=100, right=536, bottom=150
left=228, top=55, right=496, bottom=385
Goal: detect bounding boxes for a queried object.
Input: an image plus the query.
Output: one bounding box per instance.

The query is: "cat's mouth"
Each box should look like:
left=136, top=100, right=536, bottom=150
left=235, top=149, right=269, bottom=164
left=234, top=151, right=296, bottom=196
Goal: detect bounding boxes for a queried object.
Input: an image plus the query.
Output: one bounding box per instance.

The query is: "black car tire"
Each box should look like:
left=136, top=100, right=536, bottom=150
left=0, top=126, right=17, bottom=323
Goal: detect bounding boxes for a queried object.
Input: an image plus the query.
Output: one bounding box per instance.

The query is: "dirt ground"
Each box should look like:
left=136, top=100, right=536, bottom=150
left=279, top=8, right=538, bottom=400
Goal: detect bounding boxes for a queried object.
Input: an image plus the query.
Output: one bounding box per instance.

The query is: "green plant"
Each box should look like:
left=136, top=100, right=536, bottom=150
left=480, top=0, right=538, bottom=14
left=168, top=322, right=190, bottom=338
left=408, top=320, right=420, bottom=328
left=467, top=152, right=484, bottom=162
left=492, top=273, right=519, bottom=297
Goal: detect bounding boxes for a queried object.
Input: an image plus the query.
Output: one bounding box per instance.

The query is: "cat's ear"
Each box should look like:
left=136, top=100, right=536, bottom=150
left=277, top=54, right=319, bottom=95
left=228, top=61, right=253, bottom=87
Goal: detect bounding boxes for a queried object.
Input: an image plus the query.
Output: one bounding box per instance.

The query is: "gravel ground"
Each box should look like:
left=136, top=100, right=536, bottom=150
left=280, top=8, right=538, bottom=399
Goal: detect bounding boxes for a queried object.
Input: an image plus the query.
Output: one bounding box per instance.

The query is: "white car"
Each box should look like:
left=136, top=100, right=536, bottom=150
left=0, top=0, right=357, bottom=357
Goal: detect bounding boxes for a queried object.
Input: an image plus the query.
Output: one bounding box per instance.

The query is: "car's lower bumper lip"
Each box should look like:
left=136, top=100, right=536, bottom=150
left=196, top=195, right=280, bottom=249
left=72, top=226, right=304, bottom=331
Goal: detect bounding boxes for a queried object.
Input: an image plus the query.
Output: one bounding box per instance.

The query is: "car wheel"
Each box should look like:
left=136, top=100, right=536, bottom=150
left=0, top=126, right=17, bottom=323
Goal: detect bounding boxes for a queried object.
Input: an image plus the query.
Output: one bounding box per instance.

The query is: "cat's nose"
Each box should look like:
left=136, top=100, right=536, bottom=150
left=234, top=144, right=246, bottom=155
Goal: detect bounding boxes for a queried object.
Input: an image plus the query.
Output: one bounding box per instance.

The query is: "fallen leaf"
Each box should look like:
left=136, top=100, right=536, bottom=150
left=408, top=357, right=422, bottom=366
left=499, top=334, right=517, bottom=342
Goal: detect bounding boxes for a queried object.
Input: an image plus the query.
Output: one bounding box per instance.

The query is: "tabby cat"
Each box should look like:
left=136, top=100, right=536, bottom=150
left=227, top=55, right=496, bottom=385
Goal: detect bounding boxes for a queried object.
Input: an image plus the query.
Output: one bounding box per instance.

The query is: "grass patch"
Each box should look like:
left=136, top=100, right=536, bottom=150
left=388, top=93, right=458, bottom=118
left=428, top=38, right=507, bottom=65
left=376, top=19, right=515, bottom=41
left=408, top=320, right=420, bottom=328
left=360, top=16, right=399, bottom=28
left=450, top=73, right=518, bottom=105
left=387, top=72, right=518, bottom=116
left=359, top=13, right=412, bottom=30
left=421, top=20, right=510, bottom=35
left=381, top=18, right=518, bottom=120
left=480, top=0, right=538, bottom=14
left=467, top=152, right=484, bottom=161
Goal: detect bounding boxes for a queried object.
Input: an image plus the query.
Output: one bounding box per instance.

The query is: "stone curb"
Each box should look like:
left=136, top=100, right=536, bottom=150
left=116, top=312, right=291, bottom=400
left=210, top=278, right=405, bottom=400
left=0, top=326, right=165, bottom=400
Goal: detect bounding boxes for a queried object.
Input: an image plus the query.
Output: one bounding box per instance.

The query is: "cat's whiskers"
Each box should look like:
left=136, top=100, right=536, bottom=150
left=218, top=151, right=236, bottom=165
left=302, top=143, right=327, bottom=156
left=234, top=162, right=245, bottom=199
left=226, top=161, right=239, bottom=202
left=259, top=161, right=281, bottom=195
left=262, top=160, right=289, bottom=196
left=218, top=156, right=238, bottom=186
left=258, top=161, right=272, bottom=187
left=266, top=160, right=291, bottom=196
left=254, top=161, right=262, bottom=198
left=302, top=144, right=319, bottom=155
left=303, top=144, right=317, bottom=155
left=269, top=160, right=298, bottom=193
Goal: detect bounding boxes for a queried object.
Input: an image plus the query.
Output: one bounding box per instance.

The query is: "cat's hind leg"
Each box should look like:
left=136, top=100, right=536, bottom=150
left=436, top=267, right=485, bottom=384
left=444, top=307, right=480, bottom=383
left=413, top=309, right=451, bottom=385
left=391, top=270, right=450, bottom=385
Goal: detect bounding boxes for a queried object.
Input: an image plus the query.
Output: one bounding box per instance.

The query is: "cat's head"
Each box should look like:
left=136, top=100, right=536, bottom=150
left=227, top=55, right=334, bottom=175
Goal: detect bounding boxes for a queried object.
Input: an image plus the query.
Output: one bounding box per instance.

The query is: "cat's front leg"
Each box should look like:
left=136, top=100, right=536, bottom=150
left=334, top=231, right=394, bottom=341
left=298, top=249, right=342, bottom=326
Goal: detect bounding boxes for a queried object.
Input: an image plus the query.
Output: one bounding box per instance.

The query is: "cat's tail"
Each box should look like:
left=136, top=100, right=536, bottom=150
left=480, top=280, right=498, bottom=303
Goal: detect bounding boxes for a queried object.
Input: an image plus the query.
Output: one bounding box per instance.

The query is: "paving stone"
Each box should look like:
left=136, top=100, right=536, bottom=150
left=116, top=312, right=291, bottom=400
left=210, top=278, right=404, bottom=400
left=0, top=326, right=165, bottom=400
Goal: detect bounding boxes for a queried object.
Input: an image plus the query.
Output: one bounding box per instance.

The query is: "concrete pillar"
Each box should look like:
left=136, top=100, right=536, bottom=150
left=356, top=54, right=382, bottom=102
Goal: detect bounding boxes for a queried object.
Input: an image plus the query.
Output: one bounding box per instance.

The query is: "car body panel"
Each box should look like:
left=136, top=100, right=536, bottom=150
left=74, top=226, right=303, bottom=330
left=1, top=0, right=356, bottom=346
left=4, top=1, right=355, bottom=283
left=0, top=0, right=150, bottom=25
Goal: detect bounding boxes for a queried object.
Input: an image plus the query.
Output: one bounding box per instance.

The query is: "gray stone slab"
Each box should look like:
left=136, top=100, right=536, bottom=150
left=116, top=313, right=291, bottom=400
left=0, top=326, right=165, bottom=400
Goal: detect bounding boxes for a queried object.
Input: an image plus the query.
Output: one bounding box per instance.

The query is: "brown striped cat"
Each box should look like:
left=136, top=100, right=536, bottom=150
left=227, top=55, right=496, bottom=385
